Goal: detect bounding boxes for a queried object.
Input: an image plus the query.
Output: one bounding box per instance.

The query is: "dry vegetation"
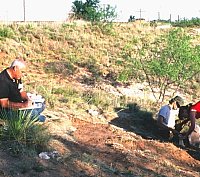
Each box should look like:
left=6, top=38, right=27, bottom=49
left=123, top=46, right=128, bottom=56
left=0, top=21, right=200, bottom=177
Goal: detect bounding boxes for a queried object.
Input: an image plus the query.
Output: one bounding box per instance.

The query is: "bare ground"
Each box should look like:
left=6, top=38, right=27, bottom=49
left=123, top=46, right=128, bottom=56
left=0, top=57, right=200, bottom=177
left=0, top=106, right=200, bottom=177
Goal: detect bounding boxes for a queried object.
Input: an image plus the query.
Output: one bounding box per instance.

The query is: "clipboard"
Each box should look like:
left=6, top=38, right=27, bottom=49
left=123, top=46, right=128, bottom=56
left=19, top=93, right=45, bottom=110
left=18, top=102, right=43, bottom=110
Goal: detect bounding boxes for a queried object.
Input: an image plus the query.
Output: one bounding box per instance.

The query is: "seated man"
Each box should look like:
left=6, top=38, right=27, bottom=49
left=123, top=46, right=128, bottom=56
left=0, top=58, right=46, bottom=122
left=157, top=96, right=184, bottom=141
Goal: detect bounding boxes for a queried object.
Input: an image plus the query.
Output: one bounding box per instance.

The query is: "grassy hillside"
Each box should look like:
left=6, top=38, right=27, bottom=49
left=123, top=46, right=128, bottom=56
left=1, top=21, right=199, bottom=111
left=0, top=21, right=200, bottom=176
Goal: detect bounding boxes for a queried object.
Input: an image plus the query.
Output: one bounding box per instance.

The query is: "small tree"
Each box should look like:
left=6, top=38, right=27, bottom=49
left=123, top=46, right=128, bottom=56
left=128, top=15, right=135, bottom=22
left=137, top=28, right=200, bottom=102
left=118, top=28, right=200, bottom=103
left=71, top=0, right=117, bottom=22
left=99, top=4, right=117, bottom=22
left=71, top=0, right=85, bottom=20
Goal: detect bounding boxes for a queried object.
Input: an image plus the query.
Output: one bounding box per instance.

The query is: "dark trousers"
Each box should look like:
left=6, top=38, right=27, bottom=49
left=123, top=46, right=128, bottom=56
left=157, top=129, right=171, bottom=141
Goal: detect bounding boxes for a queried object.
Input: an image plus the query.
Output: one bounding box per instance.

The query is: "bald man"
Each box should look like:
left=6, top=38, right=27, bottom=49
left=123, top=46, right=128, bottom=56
left=0, top=58, right=46, bottom=122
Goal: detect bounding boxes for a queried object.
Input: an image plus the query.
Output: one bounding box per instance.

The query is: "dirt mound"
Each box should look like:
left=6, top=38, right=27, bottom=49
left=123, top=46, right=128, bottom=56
left=0, top=107, right=200, bottom=177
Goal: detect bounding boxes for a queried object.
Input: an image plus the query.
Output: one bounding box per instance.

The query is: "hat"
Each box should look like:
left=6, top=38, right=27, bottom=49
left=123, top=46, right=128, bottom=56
left=173, top=96, right=184, bottom=106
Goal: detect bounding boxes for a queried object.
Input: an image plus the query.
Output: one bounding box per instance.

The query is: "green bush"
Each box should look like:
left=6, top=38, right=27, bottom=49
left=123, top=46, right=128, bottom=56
left=118, top=28, right=200, bottom=102
left=0, top=109, right=50, bottom=155
left=71, top=0, right=117, bottom=22
left=172, top=17, right=200, bottom=27
left=82, top=90, right=115, bottom=110
left=0, top=26, right=14, bottom=40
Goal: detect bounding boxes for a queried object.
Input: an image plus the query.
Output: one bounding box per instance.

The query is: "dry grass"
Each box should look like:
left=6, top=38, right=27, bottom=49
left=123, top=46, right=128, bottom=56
left=0, top=21, right=199, bottom=114
left=0, top=21, right=200, bottom=176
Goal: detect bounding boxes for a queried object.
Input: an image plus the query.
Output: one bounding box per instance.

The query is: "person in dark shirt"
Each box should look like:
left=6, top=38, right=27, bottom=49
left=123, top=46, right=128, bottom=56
left=0, top=58, right=46, bottom=122
left=178, top=102, right=200, bottom=140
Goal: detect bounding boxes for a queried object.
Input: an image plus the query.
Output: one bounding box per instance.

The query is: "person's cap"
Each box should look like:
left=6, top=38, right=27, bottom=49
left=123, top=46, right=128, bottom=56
left=173, top=96, right=184, bottom=106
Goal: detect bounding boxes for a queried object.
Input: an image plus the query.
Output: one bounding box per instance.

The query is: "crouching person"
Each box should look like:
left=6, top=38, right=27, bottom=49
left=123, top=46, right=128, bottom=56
left=178, top=102, right=200, bottom=147
left=157, top=96, right=184, bottom=141
left=0, top=58, right=46, bottom=122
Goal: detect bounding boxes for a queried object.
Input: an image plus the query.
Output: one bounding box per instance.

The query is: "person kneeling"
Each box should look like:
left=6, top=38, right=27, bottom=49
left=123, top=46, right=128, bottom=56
left=157, top=96, right=184, bottom=141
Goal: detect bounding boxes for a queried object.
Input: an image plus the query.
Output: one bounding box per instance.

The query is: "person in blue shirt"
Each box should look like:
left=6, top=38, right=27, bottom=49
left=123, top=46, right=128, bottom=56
left=157, top=96, right=184, bottom=140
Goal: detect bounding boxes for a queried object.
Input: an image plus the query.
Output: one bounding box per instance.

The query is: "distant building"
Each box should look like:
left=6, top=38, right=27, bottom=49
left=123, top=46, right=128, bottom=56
left=135, top=18, right=146, bottom=23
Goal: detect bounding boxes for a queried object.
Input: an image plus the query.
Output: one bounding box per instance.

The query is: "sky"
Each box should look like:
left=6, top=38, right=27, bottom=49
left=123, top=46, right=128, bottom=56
left=0, top=0, right=200, bottom=22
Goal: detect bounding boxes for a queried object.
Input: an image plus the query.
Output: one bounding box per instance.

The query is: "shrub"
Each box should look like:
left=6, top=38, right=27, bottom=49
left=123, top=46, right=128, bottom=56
left=0, top=26, right=14, bottom=40
left=0, top=109, right=50, bottom=155
left=172, top=17, right=200, bottom=27
left=119, top=28, right=200, bottom=102
left=71, top=0, right=117, bottom=22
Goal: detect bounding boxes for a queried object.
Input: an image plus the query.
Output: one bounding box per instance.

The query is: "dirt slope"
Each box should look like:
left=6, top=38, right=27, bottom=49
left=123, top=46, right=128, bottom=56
left=0, top=59, right=199, bottom=177
left=0, top=22, right=200, bottom=177
left=0, top=107, right=200, bottom=177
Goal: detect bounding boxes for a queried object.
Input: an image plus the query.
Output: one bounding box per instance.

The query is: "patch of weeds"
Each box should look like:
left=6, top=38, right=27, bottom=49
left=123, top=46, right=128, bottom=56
left=82, top=90, right=114, bottom=110
left=92, top=22, right=116, bottom=36
left=28, top=124, right=51, bottom=152
left=81, top=153, right=119, bottom=175
left=0, top=26, right=14, bottom=40
left=35, top=85, right=57, bottom=108
left=52, top=85, right=84, bottom=108
left=45, top=61, right=77, bottom=76
left=5, top=142, right=36, bottom=157
left=49, top=32, right=65, bottom=41
left=135, top=109, right=153, bottom=119
left=32, top=163, right=46, bottom=172
left=44, top=26, right=66, bottom=41
left=19, top=35, right=28, bottom=42
left=0, top=109, right=51, bottom=156
left=127, top=103, right=140, bottom=112
left=117, top=69, right=133, bottom=83
left=115, top=95, right=129, bottom=109
left=62, top=86, right=82, bottom=105
left=31, top=57, right=47, bottom=63
left=68, top=53, right=81, bottom=64
left=60, top=86, right=80, bottom=97
left=87, top=59, right=99, bottom=76
left=52, top=87, right=66, bottom=95
left=81, top=75, right=96, bottom=85
left=157, top=159, right=180, bottom=174
left=61, top=23, right=77, bottom=30
left=17, top=24, right=34, bottom=34
left=78, top=57, right=101, bottom=80
left=17, top=161, right=33, bottom=174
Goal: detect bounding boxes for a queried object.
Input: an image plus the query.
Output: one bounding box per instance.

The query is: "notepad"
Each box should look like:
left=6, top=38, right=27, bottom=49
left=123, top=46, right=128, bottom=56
left=27, top=93, right=45, bottom=103
left=19, top=93, right=45, bottom=110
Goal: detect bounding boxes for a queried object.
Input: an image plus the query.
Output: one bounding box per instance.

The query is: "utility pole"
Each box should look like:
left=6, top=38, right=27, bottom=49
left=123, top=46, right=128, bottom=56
left=136, top=8, right=145, bottom=20
left=136, top=8, right=145, bottom=24
left=23, top=0, right=26, bottom=22
left=158, top=12, right=160, bottom=21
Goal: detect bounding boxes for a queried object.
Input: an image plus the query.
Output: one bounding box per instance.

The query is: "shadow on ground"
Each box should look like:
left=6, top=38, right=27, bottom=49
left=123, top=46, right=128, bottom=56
left=51, top=135, right=165, bottom=177
left=109, top=102, right=160, bottom=140
left=109, top=102, right=200, bottom=161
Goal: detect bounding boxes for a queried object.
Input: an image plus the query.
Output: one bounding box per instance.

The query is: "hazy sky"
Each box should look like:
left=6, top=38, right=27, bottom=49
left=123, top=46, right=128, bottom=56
left=0, top=0, right=200, bottom=22
left=100, top=0, right=200, bottom=21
